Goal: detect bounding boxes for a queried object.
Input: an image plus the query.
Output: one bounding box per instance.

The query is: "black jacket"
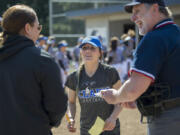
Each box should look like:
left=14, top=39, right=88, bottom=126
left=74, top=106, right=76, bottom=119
left=0, top=35, right=67, bottom=135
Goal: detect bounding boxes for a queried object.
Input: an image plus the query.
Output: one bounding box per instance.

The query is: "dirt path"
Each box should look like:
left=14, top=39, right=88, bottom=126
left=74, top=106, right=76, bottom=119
left=52, top=102, right=147, bottom=135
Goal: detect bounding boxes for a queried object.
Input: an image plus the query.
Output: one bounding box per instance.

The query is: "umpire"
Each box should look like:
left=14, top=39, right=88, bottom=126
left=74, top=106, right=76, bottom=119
left=101, top=0, right=180, bottom=135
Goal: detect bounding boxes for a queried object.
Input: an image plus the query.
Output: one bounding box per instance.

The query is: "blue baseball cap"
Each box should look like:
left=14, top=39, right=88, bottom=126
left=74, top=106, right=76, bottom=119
left=124, top=0, right=166, bottom=13
left=77, top=37, right=84, bottom=44
left=79, top=36, right=102, bottom=49
left=38, top=36, right=48, bottom=41
left=58, top=42, right=68, bottom=48
left=47, top=36, right=55, bottom=44
left=47, top=39, right=55, bottom=45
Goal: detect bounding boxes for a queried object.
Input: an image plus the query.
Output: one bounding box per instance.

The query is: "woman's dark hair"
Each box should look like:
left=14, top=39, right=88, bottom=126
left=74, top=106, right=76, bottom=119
left=110, top=36, right=119, bottom=51
left=0, top=4, right=36, bottom=44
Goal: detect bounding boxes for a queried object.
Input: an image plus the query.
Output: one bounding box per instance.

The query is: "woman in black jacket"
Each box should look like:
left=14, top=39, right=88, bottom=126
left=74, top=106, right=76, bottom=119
left=0, top=4, right=67, bottom=135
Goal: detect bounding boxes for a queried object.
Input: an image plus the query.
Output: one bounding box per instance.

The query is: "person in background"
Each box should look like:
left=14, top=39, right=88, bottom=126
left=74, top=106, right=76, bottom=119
left=107, top=36, right=124, bottom=65
left=106, top=36, right=125, bottom=82
left=45, top=36, right=57, bottom=58
left=66, top=36, right=122, bottom=135
left=127, top=29, right=136, bottom=49
left=36, top=34, right=47, bottom=50
left=0, top=4, right=67, bottom=135
left=98, top=35, right=108, bottom=61
left=101, top=0, right=180, bottom=135
left=55, top=40, right=70, bottom=86
left=72, top=36, right=84, bottom=68
left=120, top=34, right=134, bottom=82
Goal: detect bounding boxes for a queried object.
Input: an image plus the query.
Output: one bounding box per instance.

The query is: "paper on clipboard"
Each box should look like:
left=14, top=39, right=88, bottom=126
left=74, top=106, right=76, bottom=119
left=88, top=116, right=105, bottom=135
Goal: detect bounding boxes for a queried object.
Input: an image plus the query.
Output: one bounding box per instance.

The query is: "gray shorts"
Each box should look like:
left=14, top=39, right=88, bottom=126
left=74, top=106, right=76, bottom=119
left=147, top=106, right=180, bottom=135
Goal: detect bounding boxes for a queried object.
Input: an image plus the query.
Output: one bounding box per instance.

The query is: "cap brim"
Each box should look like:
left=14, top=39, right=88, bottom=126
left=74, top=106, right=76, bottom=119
left=79, top=41, right=99, bottom=48
left=124, top=2, right=141, bottom=13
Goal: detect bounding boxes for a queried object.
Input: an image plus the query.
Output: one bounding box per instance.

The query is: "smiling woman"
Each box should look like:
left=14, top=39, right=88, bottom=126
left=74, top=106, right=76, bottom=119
left=65, top=36, right=122, bottom=135
left=81, top=44, right=100, bottom=63
left=80, top=37, right=103, bottom=64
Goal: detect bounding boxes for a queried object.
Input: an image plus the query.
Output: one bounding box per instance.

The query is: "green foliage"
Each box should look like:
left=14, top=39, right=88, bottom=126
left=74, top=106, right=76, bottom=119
left=52, top=2, right=94, bottom=14
left=53, top=16, right=84, bottom=34
left=0, top=0, right=49, bottom=35
left=0, top=1, right=116, bottom=45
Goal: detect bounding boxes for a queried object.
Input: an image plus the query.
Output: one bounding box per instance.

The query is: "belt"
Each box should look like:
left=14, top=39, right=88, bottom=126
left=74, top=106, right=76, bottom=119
left=141, top=98, right=180, bottom=124
left=163, top=98, right=180, bottom=110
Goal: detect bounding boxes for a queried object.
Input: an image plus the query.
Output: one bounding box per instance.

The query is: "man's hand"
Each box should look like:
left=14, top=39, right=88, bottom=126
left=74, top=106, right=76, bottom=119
left=121, top=101, right=137, bottom=109
left=101, top=89, right=119, bottom=104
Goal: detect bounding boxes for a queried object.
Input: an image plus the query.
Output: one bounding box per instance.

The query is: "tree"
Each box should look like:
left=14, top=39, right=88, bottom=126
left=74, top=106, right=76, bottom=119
left=0, top=0, right=49, bottom=35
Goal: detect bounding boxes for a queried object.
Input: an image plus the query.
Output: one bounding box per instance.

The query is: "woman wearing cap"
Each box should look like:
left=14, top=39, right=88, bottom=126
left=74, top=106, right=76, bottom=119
left=65, top=36, right=122, bottom=135
left=55, top=40, right=70, bottom=86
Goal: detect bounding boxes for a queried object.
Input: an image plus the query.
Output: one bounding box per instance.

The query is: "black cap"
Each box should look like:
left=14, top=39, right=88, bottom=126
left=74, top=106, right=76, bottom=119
left=124, top=0, right=166, bottom=13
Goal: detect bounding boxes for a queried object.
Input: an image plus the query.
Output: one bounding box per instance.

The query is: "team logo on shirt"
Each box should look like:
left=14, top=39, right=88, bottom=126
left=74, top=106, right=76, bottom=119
left=78, top=87, right=109, bottom=103
left=85, top=87, right=90, bottom=95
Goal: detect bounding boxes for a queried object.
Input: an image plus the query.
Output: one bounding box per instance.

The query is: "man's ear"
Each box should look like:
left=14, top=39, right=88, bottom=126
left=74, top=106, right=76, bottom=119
left=152, top=3, right=159, bottom=13
left=24, top=23, right=32, bottom=35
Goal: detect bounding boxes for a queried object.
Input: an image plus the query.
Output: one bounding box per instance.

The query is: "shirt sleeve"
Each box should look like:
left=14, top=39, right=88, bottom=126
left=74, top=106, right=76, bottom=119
left=65, top=72, right=77, bottom=91
left=130, top=33, right=168, bottom=81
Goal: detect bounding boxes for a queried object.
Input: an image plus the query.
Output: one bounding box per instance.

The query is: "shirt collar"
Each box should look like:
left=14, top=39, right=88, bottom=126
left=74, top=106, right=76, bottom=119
left=152, top=18, right=174, bottom=30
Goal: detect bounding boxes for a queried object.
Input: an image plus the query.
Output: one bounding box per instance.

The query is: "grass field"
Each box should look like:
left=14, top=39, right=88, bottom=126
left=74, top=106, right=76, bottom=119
left=52, top=101, right=147, bottom=135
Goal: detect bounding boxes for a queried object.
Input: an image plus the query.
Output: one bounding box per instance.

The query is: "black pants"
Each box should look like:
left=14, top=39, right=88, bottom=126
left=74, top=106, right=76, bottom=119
left=49, top=130, right=53, bottom=135
left=100, top=130, right=120, bottom=135
left=100, top=126, right=120, bottom=135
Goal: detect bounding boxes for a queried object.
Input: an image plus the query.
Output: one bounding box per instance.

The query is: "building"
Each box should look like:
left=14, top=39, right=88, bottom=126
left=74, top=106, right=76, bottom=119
left=66, top=0, right=180, bottom=46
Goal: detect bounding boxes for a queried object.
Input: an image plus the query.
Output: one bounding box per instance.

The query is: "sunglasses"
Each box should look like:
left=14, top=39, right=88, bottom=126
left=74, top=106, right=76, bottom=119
left=82, top=46, right=97, bottom=51
left=37, top=24, right=42, bottom=31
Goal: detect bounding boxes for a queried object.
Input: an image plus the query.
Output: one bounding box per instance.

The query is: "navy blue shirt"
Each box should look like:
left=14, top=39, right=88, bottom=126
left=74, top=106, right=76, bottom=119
left=130, top=19, right=180, bottom=99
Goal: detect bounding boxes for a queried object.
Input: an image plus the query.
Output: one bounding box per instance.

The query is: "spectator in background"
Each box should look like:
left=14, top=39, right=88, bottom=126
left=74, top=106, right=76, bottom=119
left=66, top=47, right=73, bottom=62
left=98, top=35, right=108, bottom=60
left=106, top=36, right=125, bottom=82
left=127, top=29, right=136, bottom=49
left=36, top=34, right=47, bottom=50
left=55, top=40, right=70, bottom=86
left=0, top=4, right=67, bottom=135
left=121, top=34, right=133, bottom=60
left=45, top=36, right=57, bottom=58
left=120, top=34, right=134, bottom=81
left=72, top=36, right=84, bottom=68
left=107, top=36, right=124, bottom=65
